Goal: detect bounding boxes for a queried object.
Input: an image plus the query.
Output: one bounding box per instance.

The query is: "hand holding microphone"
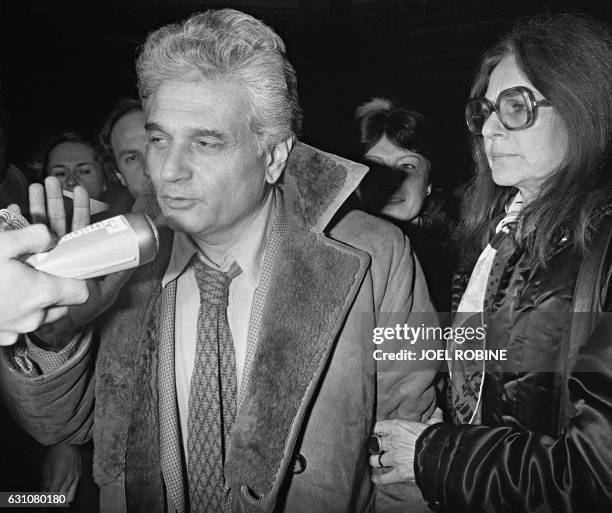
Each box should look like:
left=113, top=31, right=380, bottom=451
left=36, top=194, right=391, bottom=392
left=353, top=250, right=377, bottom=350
left=26, top=177, right=158, bottom=279
left=25, top=212, right=159, bottom=279
left=0, top=218, right=89, bottom=346
left=0, top=178, right=159, bottom=348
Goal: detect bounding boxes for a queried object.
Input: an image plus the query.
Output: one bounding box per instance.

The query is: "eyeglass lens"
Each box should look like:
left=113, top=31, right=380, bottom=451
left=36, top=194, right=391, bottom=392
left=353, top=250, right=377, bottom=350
left=467, top=89, right=531, bottom=134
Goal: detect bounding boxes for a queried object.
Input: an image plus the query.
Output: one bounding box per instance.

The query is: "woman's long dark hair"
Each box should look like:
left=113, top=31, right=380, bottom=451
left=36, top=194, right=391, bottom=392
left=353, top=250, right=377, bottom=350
left=460, top=14, right=612, bottom=268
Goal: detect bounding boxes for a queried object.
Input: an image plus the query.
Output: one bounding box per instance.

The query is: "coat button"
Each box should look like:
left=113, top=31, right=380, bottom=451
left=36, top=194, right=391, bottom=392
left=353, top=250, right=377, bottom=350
left=291, top=453, right=307, bottom=474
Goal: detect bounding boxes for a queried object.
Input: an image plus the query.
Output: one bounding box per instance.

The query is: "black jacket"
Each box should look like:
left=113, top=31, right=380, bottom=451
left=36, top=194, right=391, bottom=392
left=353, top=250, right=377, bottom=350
left=415, top=231, right=612, bottom=513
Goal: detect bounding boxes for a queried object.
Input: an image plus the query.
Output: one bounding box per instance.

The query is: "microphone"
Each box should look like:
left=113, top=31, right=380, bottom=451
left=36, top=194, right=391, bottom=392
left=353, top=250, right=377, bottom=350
left=24, top=213, right=159, bottom=279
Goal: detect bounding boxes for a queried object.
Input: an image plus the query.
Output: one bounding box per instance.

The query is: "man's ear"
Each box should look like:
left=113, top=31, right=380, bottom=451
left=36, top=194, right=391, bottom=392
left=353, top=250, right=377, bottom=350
left=264, top=137, right=294, bottom=185
left=427, top=183, right=432, bottom=197
left=115, top=172, right=127, bottom=187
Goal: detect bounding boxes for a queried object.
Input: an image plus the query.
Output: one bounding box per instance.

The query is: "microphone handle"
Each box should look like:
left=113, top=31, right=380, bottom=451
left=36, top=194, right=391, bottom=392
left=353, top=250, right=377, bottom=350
left=24, top=213, right=159, bottom=279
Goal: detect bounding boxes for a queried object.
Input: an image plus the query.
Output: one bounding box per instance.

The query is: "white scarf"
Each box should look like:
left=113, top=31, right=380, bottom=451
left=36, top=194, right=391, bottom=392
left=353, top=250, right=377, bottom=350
left=450, top=192, right=524, bottom=424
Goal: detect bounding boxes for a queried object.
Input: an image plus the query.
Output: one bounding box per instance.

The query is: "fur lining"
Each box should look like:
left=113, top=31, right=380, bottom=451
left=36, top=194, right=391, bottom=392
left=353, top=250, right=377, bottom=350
left=282, top=142, right=367, bottom=232
left=226, top=229, right=368, bottom=497
left=124, top=296, right=165, bottom=513
left=93, top=227, right=173, bottom=486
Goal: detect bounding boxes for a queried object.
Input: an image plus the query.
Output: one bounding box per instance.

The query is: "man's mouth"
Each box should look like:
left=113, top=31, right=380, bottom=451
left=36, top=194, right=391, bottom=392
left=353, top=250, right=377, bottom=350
left=489, top=152, right=518, bottom=159
left=162, top=195, right=198, bottom=209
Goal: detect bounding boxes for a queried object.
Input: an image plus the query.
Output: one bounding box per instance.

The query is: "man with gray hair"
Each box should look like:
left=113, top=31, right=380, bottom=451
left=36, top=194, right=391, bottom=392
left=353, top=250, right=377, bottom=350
left=0, top=9, right=439, bottom=513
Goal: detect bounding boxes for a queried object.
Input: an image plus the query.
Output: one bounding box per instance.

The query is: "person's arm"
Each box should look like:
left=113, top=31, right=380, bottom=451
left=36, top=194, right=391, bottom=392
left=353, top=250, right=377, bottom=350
left=42, top=443, right=82, bottom=503
left=376, top=230, right=441, bottom=422
left=0, top=178, right=95, bottom=444
left=369, top=226, right=442, bottom=512
left=0, top=326, right=95, bottom=445
left=414, top=311, right=612, bottom=513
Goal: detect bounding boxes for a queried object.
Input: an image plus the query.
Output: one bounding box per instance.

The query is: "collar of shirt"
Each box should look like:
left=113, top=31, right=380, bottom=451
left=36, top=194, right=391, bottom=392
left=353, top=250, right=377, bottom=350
left=161, top=190, right=274, bottom=289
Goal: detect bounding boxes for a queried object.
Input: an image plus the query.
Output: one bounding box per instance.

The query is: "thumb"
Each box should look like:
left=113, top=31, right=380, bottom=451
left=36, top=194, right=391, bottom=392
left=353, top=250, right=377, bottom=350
left=373, top=420, right=393, bottom=435
left=0, top=225, right=56, bottom=259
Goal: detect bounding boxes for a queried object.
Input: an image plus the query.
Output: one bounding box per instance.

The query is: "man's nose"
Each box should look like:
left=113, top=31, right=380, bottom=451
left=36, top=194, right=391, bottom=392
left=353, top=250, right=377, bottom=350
left=159, top=144, right=191, bottom=182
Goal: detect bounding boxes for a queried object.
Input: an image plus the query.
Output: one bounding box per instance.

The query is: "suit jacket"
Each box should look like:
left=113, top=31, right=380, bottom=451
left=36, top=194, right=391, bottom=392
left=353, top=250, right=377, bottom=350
left=0, top=142, right=440, bottom=513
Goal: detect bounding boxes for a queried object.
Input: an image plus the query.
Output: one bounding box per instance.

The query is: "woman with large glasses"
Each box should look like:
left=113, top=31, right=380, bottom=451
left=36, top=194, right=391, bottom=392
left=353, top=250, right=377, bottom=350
left=368, top=14, right=612, bottom=512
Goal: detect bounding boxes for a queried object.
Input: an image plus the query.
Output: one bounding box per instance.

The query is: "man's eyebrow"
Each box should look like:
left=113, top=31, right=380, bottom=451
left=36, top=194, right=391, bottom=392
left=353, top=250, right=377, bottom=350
left=144, top=122, right=166, bottom=133
left=144, top=123, right=227, bottom=142
left=190, top=128, right=228, bottom=143
left=119, top=149, right=139, bottom=158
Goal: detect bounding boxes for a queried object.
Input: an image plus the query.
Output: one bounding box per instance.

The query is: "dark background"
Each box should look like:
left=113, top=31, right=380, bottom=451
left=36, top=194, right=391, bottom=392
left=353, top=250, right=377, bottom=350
left=1, top=0, right=612, bottom=189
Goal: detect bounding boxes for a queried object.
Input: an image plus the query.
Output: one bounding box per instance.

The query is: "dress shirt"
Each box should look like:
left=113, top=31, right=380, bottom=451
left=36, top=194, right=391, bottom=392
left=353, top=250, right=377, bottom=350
left=161, top=191, right=274, bottom=462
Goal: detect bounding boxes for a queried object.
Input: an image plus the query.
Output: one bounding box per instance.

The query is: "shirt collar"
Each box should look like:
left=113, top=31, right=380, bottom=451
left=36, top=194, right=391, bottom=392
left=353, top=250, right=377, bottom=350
left=162, top=190, right=275, bottom=289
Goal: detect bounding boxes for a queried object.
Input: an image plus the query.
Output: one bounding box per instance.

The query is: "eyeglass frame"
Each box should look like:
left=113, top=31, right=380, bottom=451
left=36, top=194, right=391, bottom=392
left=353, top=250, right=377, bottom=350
left=465, top=86, right=552, bottom=135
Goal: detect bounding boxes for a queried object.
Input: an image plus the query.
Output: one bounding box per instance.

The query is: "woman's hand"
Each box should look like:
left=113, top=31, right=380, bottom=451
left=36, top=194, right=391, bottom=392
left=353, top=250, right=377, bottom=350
left=369, top=419, right=431, bottom=485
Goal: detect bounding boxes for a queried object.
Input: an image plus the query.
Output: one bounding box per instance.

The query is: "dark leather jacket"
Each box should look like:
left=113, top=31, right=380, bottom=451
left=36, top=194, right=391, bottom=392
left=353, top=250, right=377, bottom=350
left=415, top=232, right=612, bottom=513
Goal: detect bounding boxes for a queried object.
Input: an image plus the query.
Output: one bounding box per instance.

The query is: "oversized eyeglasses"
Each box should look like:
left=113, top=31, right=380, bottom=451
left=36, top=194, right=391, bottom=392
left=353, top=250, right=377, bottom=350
left=465, top=86, right=552, bottom=135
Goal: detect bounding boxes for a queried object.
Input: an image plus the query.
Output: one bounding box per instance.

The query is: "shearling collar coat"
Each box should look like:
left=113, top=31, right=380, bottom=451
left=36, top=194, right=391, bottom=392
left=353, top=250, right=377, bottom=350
left=1, top=143, right=439, bottom=513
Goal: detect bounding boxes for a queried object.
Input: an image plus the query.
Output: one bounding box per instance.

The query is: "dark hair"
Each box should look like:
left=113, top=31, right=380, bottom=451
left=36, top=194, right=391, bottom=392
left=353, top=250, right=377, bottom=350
left=43, top=132, right=102, bottom=174
left=356, top=97, right=433, bottom=164
left=460, top=14, right=612, bottom=268
left=0, top=104, right=7, bottom=179
left=41, top=132, right=119, bottom=191
left=98, top=98, right=143, bottom=171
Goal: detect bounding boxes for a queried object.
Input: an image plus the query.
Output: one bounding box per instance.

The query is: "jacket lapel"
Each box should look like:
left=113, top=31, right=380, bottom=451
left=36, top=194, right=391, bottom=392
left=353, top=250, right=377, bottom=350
left=225, top=228, right=370, bottom=505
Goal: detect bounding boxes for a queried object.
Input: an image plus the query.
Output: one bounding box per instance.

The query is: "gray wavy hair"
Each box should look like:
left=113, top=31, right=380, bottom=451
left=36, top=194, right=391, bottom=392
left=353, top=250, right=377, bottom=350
left=136, top=8, right=302, bottom=154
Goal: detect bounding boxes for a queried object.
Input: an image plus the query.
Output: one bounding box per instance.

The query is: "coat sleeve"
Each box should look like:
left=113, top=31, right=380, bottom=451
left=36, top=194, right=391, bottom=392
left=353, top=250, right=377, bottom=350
left=414, top=309, right=612, bottom=513
left=369, top=222, right=442, bottom=512
left=375, top=228, right=442, bottom=422
left=0, top=329, right=95, bottom=446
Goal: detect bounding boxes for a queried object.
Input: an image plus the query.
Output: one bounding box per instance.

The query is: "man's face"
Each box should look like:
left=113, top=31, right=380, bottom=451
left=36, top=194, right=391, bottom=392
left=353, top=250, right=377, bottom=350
left=110, top=110, right=150, bottom=198
left=146, top=76, right=272, bottom=246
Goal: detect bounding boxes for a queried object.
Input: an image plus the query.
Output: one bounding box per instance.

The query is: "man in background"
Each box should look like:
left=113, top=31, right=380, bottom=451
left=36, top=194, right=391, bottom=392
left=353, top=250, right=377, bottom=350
left=99, top=98, right=150, bottom=199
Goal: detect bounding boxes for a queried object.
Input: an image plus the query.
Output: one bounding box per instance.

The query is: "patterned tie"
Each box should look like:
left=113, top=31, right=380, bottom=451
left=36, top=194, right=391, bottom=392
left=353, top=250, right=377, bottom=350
left=188, top=256, right=241, bottom=512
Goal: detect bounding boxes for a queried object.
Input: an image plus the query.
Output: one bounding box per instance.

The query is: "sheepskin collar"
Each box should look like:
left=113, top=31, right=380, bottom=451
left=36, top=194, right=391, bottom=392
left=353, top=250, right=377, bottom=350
left=281, top=141, right=367, bottom=232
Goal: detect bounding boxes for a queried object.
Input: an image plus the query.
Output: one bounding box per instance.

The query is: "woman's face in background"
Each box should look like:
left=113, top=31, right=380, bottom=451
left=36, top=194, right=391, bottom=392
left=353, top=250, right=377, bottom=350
left=363, top=135, right=431, bottom=223
left=47, top=142, right=106, bottom=200
left=481, top=54, right=568, bottom=202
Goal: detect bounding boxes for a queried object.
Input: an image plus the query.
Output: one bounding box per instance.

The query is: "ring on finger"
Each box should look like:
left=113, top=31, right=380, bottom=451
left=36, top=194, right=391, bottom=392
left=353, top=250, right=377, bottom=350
left=368, top=433, right=384, bottom=455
